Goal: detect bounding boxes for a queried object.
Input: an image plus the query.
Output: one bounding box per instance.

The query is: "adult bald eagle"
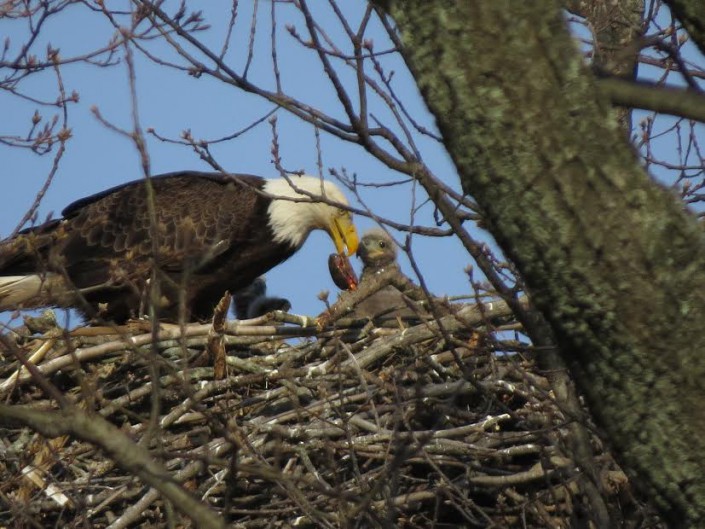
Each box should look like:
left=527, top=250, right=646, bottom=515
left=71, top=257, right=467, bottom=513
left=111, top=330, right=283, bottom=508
left=0, top=171, right=358, bottom=323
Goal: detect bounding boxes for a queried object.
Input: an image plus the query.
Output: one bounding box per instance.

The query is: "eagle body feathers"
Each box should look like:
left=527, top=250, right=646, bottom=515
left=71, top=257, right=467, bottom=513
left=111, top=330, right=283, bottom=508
left=353, top=228, right=414, bottom=321
left=0, top=171, right=358, bottom=322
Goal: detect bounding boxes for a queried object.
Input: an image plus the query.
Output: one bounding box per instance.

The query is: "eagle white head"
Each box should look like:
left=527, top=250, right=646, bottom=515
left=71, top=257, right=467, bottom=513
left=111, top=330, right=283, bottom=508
left=264, top=175, right=358, bottom=256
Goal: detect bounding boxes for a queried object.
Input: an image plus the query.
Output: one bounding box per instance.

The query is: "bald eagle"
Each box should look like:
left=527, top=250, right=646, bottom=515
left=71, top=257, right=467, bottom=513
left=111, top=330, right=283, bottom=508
left=0, top=171, right=358, bottom=323
left=358, top=228, right=398, bottom=274
left=353, top=228, right=458, bottom=324
left=352, top=228, right=414, bottom=320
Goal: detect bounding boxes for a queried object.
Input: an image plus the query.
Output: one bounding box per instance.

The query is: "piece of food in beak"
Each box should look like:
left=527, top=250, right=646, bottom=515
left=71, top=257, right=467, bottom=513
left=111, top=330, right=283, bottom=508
left=328, top=253, right=359, bottom=291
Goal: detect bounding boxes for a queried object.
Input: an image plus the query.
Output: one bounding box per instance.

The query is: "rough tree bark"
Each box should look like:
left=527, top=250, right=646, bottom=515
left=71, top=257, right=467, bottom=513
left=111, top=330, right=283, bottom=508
left=372, top=1, right=705, bottom=527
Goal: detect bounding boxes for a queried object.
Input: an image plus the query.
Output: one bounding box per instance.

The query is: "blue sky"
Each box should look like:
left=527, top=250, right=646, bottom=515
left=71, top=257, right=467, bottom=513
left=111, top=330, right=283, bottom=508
left=0, top=1, right=471, bottom=326
left=1, top=2, right=703, bottom=327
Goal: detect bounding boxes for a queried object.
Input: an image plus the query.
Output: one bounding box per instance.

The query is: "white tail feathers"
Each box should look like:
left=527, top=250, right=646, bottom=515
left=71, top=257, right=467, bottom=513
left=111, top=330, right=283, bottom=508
left=0, top=274, right=73, bottom=311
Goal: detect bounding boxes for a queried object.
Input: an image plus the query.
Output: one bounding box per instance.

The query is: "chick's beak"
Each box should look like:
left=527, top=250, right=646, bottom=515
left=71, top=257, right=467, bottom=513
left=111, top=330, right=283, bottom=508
left=361, top=245, right=387, bottom=261
left=330, top=213, right=359, bottom=256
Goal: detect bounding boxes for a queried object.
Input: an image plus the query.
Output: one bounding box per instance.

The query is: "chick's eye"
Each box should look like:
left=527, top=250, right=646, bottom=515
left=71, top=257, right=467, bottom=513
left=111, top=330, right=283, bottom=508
left=379, top=241, right=386, bottom=248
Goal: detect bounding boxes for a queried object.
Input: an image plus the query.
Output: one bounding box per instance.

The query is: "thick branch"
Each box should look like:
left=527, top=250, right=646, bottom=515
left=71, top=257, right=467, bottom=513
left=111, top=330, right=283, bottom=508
left=599, top=77, right=705, bottom=122
left=0, top=404, right=226, bottom=529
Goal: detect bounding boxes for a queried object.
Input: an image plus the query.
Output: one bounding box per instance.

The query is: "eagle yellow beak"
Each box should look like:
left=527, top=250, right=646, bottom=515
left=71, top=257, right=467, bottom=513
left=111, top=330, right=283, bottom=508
left=329, top=212, right=359, bottom=256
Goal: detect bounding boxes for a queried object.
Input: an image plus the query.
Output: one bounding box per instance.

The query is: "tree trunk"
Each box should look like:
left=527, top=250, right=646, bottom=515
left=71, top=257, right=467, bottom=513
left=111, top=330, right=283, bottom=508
left=372, top=1, right=705, bottom=526
left=566, top=0, right=644, bottom=130
left=664, top=0, right=705, bottom=56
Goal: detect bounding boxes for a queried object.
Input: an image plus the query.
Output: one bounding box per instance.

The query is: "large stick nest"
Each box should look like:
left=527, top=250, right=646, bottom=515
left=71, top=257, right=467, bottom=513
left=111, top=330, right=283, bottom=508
left=0, top=299, right=663, bottom=528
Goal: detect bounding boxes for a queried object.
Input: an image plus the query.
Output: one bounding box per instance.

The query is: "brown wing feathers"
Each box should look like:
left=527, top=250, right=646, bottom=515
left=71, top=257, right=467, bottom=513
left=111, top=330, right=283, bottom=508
left=0, top=172, right=290, bottom=322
